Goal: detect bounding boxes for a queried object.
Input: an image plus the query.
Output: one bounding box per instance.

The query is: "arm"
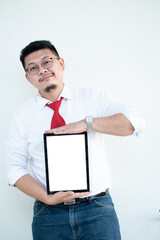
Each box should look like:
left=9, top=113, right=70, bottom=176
left=15, top=174, right=90, bottom=205
left=46, top=113, right=135, bottom=136
left=93, top=113, right=134, bottom=136
left=11, top=114, right=134, bottom=203
left=46, top=89, right=145, bottom=136
left=5, top=110, right=90, bottom=205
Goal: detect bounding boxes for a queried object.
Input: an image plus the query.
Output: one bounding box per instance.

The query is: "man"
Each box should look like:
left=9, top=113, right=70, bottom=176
left=5, top=40, right=145, bottom=240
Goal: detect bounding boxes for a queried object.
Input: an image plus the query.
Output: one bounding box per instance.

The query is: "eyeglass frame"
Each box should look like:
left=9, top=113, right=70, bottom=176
left=25, top=57, right=60, bottom=75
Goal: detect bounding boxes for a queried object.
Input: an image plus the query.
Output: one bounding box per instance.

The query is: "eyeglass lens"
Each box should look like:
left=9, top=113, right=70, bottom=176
left=28, top=58, right=53, bottom=75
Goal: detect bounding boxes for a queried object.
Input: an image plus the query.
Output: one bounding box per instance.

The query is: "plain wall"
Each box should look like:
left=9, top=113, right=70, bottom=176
left=0, top=0, right=160, bottom=239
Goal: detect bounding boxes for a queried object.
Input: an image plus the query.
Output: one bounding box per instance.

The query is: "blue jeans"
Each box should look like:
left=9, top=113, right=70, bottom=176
left=32, top=193, right=121, bottom=240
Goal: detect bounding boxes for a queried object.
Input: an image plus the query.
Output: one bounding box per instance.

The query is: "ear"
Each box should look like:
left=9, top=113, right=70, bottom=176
left=25, top=73, right=31, bottom=83
left=59, top=58, right=65, bottom=71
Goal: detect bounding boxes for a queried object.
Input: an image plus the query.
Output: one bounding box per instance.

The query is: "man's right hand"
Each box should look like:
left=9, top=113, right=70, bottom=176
left=45, top=191, right=91, bottom=205
left=15, top=174, right=91, bottom=205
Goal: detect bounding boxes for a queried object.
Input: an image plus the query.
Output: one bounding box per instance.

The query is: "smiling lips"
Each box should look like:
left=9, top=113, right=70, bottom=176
left=39, top=73, right=55, bottom=82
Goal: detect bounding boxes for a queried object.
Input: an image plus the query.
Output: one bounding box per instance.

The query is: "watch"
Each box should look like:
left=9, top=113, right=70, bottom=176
left=85, top=116, right=93, bottom=132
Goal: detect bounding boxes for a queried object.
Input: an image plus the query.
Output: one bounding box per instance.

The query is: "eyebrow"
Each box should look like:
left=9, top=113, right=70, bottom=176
left=26, top=56, right=50, bottom=67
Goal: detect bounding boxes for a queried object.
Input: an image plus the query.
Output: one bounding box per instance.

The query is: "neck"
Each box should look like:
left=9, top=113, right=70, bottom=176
left=39, top=83, right=64, bottom=102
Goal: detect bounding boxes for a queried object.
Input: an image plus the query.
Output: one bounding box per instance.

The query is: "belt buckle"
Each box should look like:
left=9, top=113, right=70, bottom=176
left=64, top=199, right=76, bottom=205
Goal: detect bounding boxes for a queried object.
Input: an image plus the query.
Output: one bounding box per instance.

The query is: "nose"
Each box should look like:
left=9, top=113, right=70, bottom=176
left=38, top=64, right=48, bottom=75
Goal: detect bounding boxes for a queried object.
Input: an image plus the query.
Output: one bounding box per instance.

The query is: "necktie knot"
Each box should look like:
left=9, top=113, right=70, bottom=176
left=46, top=97, right=66, bottom=129
left=46, top=97, right=63, bottom=111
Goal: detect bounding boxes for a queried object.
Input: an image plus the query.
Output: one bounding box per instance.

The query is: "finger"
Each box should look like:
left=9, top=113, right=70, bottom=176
left=47, top=191, right=74, bottom=205
left=55, top=191, right=74, bottom=197
left=64, top=191, right=91, bottom=202
left=54, top=191, right=74, bottom=200
left=52, top=126, right=72, bottom=134
left=73, top=192, right=91, bottom=198
left=45, top=129, right=55, bottom=133
left=45, top=126, right=66, bottom=133
left=62, top=191, right=74, bottom=197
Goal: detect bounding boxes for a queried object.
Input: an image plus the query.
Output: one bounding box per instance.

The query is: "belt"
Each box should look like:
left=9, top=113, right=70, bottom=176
left=64, top=189, right=109, bottom=205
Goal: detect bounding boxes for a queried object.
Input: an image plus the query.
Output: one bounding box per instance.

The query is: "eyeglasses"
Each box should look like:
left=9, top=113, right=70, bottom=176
left=25, top=57, right=60, bottom=75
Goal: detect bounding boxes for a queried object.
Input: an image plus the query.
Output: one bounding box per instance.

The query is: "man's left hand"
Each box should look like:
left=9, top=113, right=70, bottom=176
left=45, top=120, right=87, bottom=134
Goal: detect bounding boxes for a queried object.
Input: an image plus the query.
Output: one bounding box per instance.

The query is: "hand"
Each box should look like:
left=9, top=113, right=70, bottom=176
left=45, top=120, right=87, bottom=134
left=46, top=191, right=91, bottom=205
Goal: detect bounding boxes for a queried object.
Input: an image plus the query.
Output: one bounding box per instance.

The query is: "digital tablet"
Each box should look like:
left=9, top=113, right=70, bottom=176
left=43, top=131, right=90, bottom=195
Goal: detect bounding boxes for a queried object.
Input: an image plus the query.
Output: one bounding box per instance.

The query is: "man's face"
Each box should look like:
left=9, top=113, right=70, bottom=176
left=25, top=49, right=65, bottom=95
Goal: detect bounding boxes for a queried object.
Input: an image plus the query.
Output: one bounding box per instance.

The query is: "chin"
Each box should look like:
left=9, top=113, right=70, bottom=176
left=44, top=84, right=57, bottom=93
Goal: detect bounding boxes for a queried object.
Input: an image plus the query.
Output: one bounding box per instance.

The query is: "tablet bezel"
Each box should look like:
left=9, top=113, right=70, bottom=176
left=43, top=131, right=90, bottom=195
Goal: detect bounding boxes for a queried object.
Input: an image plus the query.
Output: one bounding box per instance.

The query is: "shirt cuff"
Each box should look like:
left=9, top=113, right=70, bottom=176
left=7, top=168, right=29, bottom=186
left=122, top=110, right=145, bottom=136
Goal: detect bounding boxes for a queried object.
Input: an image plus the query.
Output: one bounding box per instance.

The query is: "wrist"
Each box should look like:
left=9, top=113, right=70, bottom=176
left=85, top=116, right=93, bottom=132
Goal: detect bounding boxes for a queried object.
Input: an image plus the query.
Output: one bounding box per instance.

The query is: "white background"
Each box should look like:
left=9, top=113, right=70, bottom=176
left=0, top=0, right=160, bottom=239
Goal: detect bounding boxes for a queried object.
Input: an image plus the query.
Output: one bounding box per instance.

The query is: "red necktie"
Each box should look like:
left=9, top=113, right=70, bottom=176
left=46, top=97, right=66, bottom=129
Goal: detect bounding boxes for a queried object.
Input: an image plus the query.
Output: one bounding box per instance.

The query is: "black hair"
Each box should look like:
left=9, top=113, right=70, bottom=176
left=20, top=40, right=60, bottom=70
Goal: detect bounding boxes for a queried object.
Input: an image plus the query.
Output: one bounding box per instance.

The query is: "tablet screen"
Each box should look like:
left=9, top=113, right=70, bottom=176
left=44, top=132, right=90, bottom=194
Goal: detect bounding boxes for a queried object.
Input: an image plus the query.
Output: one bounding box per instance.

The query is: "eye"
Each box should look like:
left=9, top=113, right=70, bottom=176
left=28, top=65, right=38, bottom=74
left=43, top=59, right=51, bottom=67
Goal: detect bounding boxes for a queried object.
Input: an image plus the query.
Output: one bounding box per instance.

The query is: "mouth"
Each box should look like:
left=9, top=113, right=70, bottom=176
left=39, top=73, right=55, bottom=82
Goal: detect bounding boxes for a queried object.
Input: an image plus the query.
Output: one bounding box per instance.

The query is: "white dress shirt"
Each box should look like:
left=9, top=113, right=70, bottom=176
left=4, top=84, right=145, bottom=196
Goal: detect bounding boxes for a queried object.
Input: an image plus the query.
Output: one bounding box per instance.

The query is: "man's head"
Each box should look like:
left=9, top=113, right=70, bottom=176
left=20, top=40, right=60, bottom=70
left=21, top=40, right=65, bottom=99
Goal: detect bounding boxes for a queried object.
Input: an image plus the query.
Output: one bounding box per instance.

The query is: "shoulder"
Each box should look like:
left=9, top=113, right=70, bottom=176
left=10, top=96, right=38, bottom=123
left=70, top=86, right=112, bottom=102
left=71, top=86, right=108, bottom=96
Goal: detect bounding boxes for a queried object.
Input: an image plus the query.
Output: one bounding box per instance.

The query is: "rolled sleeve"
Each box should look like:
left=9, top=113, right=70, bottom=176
left=106, top=100, right=145, bottom=136
left=121, top=108, right=145, bottom=136
left=96, top=90, right=145, bottom=136
left=4, top=111, right=29, bottom=186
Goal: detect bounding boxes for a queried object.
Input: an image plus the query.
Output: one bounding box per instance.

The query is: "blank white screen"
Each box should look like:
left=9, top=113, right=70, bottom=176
left=46, top=134, right=88, bottom=192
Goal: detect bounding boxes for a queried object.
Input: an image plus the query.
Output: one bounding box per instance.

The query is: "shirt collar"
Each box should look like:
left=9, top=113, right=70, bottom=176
left=36, top=84, right=73, bottom=110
